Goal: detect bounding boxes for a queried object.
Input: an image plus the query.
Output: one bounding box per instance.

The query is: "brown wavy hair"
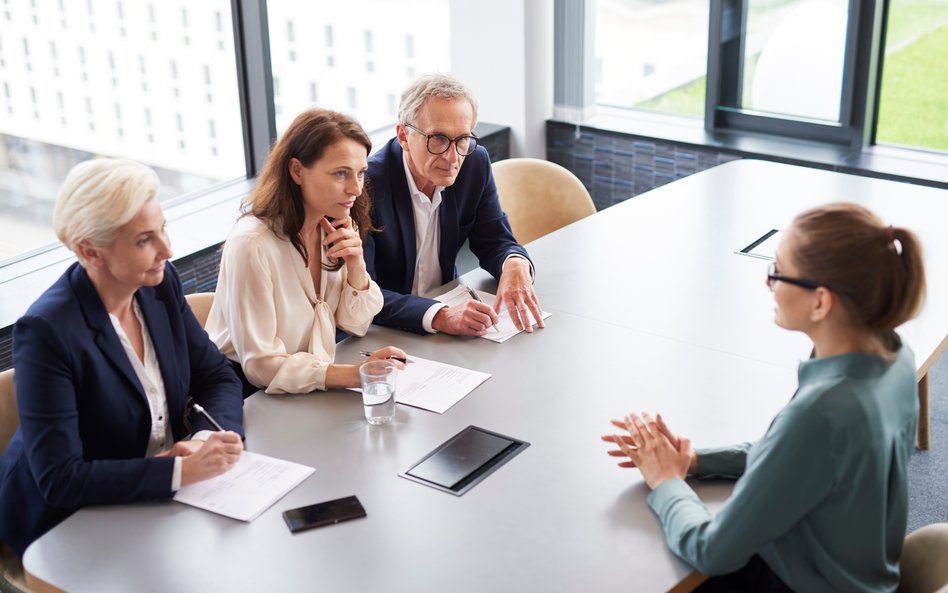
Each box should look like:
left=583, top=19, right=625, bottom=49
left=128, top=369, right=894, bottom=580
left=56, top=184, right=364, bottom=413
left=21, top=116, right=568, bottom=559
left=790, top=202, right=926, bottom=339
left=247, top=108, right=376, bottom=270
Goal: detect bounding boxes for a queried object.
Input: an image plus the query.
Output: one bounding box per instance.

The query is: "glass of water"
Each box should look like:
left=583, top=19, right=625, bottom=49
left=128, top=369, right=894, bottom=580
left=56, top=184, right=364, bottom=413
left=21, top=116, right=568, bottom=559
left=358, top=360, right=397, bottom=425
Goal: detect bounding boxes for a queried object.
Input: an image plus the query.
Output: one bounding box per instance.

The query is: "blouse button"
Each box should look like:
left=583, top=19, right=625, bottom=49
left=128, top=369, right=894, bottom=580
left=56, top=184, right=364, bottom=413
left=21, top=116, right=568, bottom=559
left=352, top=290, right=358, bottom=297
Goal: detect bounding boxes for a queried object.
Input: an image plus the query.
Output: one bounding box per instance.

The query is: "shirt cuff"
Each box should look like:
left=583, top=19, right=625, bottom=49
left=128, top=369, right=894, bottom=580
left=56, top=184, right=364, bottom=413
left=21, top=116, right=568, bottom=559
left=503, top=254, right=535, bottom=282
left=422, top=303, right=449, bottom=334
left=646, top=477, right=698, bottom=516
left=172, top=456, right=183, bottom=492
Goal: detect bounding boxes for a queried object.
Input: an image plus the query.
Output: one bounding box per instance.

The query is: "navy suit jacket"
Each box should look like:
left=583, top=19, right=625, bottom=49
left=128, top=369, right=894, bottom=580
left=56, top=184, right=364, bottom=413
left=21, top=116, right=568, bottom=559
left=364, top=138, right=529, bottom=333
left=0, top=262, right=244, bottom=556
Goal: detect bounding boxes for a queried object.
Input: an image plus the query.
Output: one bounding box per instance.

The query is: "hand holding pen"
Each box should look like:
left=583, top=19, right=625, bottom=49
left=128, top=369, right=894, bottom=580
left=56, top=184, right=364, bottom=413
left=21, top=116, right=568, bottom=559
left=461, top=283, right=500, bottom=333
left=360, top=348, right=412, bottom=366
left=169, top=403, right=242, bottom=486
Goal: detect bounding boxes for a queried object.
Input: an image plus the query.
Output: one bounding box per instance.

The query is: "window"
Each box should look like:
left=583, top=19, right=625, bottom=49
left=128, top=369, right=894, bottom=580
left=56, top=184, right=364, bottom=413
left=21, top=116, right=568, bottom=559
left=876, top=0, right=948, bottom=151
left=595, top=0, right=708, bottom=117
left=717, top=0, right=850, bottom=123
left=565, top=1, right=948, bottom=159
left=702, top=0, right=884, bottom=145
left=0, top=0, right=246, bottom=265
left=265, top=0, right=449, bottom=135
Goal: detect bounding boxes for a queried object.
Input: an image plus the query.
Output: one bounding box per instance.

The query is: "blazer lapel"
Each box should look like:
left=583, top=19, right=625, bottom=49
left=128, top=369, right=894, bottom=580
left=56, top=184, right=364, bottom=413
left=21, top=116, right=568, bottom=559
left=70, top=264, right=145, bottom=401
left=438, top=186, right=459, bottom=283
left=388, top=141, right=420, bottom=290
left=135, top=285, right=180, bottom=407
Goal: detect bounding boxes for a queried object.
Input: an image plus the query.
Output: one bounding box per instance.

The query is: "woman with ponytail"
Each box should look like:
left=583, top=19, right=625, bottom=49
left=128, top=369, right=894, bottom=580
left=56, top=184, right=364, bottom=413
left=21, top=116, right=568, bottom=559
left=603, top=202, right=926, bottom=592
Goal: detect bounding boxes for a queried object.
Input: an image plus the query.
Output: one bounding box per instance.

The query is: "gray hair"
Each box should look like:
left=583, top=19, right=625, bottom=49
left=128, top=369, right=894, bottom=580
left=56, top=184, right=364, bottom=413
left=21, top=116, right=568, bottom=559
left=53, top=158, right=160, bottom=266
left=397, top=73, right=479, bottom=128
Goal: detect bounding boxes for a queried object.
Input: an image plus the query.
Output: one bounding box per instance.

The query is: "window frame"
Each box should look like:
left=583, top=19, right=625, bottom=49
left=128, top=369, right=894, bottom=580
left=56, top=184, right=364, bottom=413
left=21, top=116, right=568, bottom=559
left=704, top=0, right=886, bottom=149
left=556, top=0, right=902, bottom=153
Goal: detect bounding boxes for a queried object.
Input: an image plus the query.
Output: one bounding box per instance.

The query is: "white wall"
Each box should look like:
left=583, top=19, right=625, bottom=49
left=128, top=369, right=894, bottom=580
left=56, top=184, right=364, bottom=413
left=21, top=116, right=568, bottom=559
left=450, top=0, right=553, bottom=158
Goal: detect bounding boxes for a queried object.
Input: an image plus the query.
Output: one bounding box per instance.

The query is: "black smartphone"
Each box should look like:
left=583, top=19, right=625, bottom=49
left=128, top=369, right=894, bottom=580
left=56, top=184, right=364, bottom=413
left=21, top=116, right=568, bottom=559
left=282, top=495, right=367, bottom=534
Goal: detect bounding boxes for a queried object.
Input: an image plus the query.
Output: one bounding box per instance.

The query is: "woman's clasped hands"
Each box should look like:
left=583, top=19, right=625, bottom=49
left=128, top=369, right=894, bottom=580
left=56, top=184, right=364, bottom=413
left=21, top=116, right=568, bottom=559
left=601, top=412, right=697, bottom=490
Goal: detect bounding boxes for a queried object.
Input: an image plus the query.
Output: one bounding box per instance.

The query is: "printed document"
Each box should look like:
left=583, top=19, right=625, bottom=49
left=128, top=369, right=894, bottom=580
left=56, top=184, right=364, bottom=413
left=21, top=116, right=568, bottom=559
left=173, top=451, right=314, bottom=521
left=351, top=355, right=491, bottom=414
left=435, top=285, right=552, bottom=343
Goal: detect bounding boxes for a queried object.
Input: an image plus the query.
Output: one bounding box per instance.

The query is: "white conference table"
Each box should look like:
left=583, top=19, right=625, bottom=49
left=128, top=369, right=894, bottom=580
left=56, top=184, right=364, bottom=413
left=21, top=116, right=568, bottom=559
left=22, top=160, right=948, bottom=593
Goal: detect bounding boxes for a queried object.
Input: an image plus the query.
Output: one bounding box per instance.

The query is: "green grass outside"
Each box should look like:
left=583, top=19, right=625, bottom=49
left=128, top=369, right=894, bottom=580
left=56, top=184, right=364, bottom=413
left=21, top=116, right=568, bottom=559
left=634, top=76, right=705, bottom=117
left=886, top=0, right=948, bottom=48
left=876, top=23, right=948, bottom=151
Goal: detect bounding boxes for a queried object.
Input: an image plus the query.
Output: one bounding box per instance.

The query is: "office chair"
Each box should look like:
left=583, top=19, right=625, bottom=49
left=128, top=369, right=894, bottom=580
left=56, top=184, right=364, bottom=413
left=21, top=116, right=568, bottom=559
left=491, top=158, right=596, bottom=245
left=0, top=369, right=34, bottom=593
left=185, top=292, right=215, bottom=328
left=0, top=369, right=16, bottom=457
left=899, top=523, right=948, bottom=593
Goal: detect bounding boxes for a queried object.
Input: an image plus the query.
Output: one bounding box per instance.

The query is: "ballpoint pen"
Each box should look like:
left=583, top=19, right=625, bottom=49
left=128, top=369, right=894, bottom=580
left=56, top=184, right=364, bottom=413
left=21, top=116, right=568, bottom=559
left=460, top=283, right=500, bottom=333
left=360, top=350, right=413, bottom=364
left=192, top=403, right=225, bottom=432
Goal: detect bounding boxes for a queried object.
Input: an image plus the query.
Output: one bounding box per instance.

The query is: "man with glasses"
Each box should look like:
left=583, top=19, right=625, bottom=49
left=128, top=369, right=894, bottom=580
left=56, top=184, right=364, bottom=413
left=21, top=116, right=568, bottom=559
left=364, top=73, right=544, bottom=336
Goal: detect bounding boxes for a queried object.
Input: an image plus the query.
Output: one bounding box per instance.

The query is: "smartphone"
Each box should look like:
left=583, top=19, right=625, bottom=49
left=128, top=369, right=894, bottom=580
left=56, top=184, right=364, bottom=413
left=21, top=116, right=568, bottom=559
left=282, top=495, right=366, bottom=534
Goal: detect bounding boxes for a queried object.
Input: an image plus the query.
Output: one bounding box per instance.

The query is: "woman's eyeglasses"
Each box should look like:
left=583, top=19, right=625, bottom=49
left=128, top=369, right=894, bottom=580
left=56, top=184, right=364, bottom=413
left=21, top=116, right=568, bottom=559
left=766, top=262, right=822, bottom=291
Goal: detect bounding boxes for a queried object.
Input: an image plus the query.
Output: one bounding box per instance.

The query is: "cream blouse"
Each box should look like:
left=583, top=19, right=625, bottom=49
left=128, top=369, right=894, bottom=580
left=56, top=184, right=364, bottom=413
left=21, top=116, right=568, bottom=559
left=206, top=216, right=383, bottom=394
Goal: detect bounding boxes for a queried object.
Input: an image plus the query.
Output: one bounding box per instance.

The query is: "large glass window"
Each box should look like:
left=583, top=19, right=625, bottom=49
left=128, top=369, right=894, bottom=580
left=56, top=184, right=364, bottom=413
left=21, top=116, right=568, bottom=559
left=737, top=0, right=849, bottom=122
left=266, top=0, right=450, bottom=137
left=0, top=0, right=246, bottom=265
left=876, top=0, right=948, bottom=151
left=594, top=0, right=709, bottom=117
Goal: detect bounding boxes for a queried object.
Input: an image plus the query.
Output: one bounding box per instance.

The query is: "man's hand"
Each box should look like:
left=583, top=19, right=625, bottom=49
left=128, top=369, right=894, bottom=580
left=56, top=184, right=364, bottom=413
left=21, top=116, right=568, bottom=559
left=432, top=301, right=499, bottom=336
left=495, top=258, right=543, bottom=333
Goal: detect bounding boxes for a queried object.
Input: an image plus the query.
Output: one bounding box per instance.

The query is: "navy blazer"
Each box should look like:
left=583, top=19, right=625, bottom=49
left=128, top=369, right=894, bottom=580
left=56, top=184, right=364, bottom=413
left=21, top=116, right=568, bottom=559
left=364, top=138, right=530, bottom=333
left=0, top=262, right=244, bottom=556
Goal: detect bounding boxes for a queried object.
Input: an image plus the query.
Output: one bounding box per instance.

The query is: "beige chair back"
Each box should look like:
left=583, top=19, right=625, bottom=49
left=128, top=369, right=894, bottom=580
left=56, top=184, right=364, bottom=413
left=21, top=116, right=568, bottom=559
left=0, top=369, right=16, bottom=457
left=899, top=523, right=948, bottom=593
left=185, top=292, right=215, bottom=328
left=491, top=158, right=596, bottom=245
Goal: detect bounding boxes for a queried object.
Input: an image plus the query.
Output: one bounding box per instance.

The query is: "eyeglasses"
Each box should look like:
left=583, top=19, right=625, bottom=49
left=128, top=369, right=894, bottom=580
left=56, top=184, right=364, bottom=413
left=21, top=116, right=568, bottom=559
left=403, top=123, right=479, bottom=156
left=766, top=262, right=822, bottom=291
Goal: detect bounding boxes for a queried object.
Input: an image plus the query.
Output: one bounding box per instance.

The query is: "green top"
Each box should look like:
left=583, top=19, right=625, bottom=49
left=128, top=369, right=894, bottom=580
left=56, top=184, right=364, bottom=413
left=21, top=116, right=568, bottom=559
left=648, top=341, right=918, bottom=592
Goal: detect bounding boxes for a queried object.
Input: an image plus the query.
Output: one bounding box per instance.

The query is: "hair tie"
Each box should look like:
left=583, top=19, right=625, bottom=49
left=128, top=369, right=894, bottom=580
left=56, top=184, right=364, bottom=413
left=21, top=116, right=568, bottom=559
left=885, top=225, right=903, bottom=255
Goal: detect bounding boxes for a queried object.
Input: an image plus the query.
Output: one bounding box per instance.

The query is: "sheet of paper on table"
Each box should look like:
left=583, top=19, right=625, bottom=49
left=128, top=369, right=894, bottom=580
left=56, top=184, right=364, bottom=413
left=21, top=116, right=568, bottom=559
left=352, top=355, right=491, bottom=414
left=434, top=285, right=552, bottom=343
left=173, top=450, right=314, bottom=522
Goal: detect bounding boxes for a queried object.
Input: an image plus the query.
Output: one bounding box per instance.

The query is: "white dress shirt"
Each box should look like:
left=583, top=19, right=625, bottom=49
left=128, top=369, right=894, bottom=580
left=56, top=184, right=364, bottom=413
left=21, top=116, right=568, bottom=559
left=109, top=299, right=182, bottom=491
left=401, top=153, right=451, bottom=333
left=206, top=216, right=383, bottom=394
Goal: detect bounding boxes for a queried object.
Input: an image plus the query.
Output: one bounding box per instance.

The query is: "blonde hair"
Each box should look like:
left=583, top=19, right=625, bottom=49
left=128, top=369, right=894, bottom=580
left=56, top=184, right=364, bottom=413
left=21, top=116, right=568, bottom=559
left=397, top=73, right=478, bottom=127
left=790, top=202, right=926, bottom=335
left=53, top=158, right=160, bottom=266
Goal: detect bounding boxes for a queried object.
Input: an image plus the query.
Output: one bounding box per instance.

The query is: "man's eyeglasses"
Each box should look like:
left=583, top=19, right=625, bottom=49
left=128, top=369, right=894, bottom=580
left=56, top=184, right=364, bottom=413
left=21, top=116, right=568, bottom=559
left=403, top=123, right=479, bottom=156
left=766, top=262, right=822, bottom=291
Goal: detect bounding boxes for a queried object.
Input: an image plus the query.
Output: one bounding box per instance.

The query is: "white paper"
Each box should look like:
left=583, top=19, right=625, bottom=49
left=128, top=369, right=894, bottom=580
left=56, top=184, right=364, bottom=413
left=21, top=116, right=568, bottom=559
left=394, top=355, right=491, bottom=413
left=351, top=355, right=491, bottom=414
left=434, top=285, right=552, bottom=343
left=173, top=450, right=314, bottom=522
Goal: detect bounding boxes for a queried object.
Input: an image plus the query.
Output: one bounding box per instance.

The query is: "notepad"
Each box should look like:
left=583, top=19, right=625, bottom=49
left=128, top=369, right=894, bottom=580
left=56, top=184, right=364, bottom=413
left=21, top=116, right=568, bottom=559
left=173, top=450, right=314, bottom=522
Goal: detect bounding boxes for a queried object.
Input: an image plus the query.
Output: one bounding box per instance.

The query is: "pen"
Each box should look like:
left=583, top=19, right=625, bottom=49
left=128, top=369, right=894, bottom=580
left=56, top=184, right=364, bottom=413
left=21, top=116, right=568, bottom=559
left=359, top=351, right=412, bottom=364
left=460, top=283, right=500, bottom=333
left=192, top=403, right=225, bottom=432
